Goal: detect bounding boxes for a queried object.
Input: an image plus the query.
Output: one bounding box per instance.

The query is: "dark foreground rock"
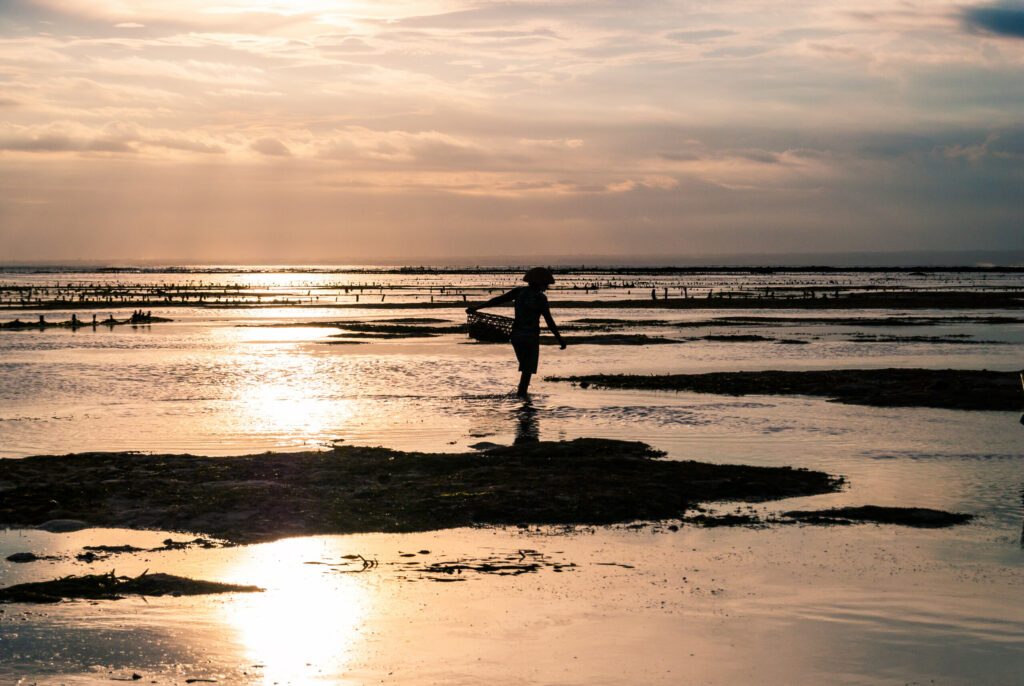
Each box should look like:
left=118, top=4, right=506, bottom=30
left=0, top=571, right=262, bottom=603
left=550, top=369, right=1024, bottom=411
left=0, top=439, right=839, bottom=544
left=782, top=506, right=973, bottom=528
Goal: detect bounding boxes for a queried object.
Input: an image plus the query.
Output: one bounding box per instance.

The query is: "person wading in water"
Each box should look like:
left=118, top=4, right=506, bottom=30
left=467, top=267, right=566, bottom=397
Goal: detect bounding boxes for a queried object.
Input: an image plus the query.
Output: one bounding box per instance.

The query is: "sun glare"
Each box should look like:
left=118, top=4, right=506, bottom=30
left=220, top=538, right=373, bottom=683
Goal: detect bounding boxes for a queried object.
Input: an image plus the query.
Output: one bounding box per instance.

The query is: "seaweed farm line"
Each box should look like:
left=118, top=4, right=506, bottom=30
left=2, top=267, right=1024, bottom=309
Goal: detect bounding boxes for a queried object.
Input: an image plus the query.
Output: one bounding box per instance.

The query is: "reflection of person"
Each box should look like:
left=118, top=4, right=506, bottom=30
left=467, top=267, right=566, bottom=397
left=514, top=403, right=540, bottom=444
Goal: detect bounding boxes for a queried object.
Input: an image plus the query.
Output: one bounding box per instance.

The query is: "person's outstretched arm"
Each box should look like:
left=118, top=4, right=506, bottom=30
left=466, top=287, right=519, bottom=313
left=542, top=302, right=566, bottom=350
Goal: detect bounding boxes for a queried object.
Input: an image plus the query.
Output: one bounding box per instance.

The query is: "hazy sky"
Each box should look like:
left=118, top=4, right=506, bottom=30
left=0, top=0, right=1022, bottom=262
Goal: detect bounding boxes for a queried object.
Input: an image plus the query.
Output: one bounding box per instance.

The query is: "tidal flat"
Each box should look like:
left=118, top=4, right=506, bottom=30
left=1, top=267, right=1022, bottom=684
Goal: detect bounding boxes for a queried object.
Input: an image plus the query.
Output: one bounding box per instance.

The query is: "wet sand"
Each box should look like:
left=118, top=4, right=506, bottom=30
left=552, top=368, right=1024, bottom=411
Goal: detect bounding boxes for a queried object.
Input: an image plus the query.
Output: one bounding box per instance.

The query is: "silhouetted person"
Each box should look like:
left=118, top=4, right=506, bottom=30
left=651, top=288, right=657, bottom=301
left=467, top=267, right=565, bottom=397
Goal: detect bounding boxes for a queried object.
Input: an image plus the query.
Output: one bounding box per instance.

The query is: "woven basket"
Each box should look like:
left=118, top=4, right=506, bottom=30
left=467, top=311, right=514, bottom=343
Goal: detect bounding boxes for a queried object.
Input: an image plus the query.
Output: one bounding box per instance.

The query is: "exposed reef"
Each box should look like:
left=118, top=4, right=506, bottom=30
left=781, top=506, right=973, bottom=528
left=550, top=369, right=1024, bottom=411
left=0, top=439, right=841, bottom=544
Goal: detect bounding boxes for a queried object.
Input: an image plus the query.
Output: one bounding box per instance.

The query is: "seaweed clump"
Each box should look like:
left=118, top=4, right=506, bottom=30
left=0, top=570, right=262, bottom=603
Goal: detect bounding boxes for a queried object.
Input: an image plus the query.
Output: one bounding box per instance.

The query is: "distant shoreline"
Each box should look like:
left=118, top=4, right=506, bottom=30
left=3, top=265, right=1024, bottom=275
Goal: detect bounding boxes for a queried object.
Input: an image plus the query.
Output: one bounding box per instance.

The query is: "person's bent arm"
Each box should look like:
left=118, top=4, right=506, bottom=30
left=543, top=304, right=566, bottom=349
left=466, top=287, right=518, bottom=313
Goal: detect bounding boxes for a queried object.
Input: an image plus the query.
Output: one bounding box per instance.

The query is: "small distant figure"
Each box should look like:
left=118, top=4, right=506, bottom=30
left=466, top=267, right=566, bottom=397
left=663, top=287, right=668, bottom=300
left=651, top=288, right=657, bottom=301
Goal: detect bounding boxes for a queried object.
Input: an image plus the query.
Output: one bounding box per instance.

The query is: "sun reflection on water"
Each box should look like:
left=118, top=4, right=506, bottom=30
left=224, top=340, right=355, bottom=447
left=242, top=381, right=347, bottom=437
left=220, top=538, right=373, bottom=684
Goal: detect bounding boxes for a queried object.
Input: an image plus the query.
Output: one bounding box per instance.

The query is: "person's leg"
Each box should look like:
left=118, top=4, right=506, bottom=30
left=517, top=371, right=532, bottom=396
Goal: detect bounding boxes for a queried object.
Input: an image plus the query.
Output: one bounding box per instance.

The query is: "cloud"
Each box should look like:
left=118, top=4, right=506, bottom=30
left=251, top=137, right=291, bottom=156
left=150, top=136, right=224, bottom=154
left=316, top=36, right=377, bottom=53
left=0, top=122, right=138, bottom=153
left=91, top=56, right=266, bottom=85
left=963, top=5, right=1024, bottom=38
left=0, top=132, right=134, bottom=153
left=0, top=122, right=228, bottom=156
left=665, top=29, right=735, bottom=43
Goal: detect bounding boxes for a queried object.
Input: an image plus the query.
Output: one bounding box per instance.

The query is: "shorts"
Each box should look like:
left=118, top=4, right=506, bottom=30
left=511, top=335, right=540, bottom=374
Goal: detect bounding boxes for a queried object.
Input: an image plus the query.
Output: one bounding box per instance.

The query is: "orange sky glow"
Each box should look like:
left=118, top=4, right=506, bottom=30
left=0, top=0, right=1022, bottom=262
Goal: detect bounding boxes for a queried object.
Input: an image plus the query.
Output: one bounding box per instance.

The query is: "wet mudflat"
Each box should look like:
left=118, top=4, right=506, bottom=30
left=551, top=368, right=1024, bottom=411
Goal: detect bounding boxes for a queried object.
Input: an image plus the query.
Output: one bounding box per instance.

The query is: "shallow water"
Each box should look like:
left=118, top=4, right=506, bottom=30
left=1, top=268, right=1023, bottom=684
left=1, top=524, right=1022, bottom=685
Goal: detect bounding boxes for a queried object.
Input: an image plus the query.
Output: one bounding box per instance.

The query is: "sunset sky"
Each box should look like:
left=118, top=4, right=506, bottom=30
left=0, top=0, right=1022, bottom=263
